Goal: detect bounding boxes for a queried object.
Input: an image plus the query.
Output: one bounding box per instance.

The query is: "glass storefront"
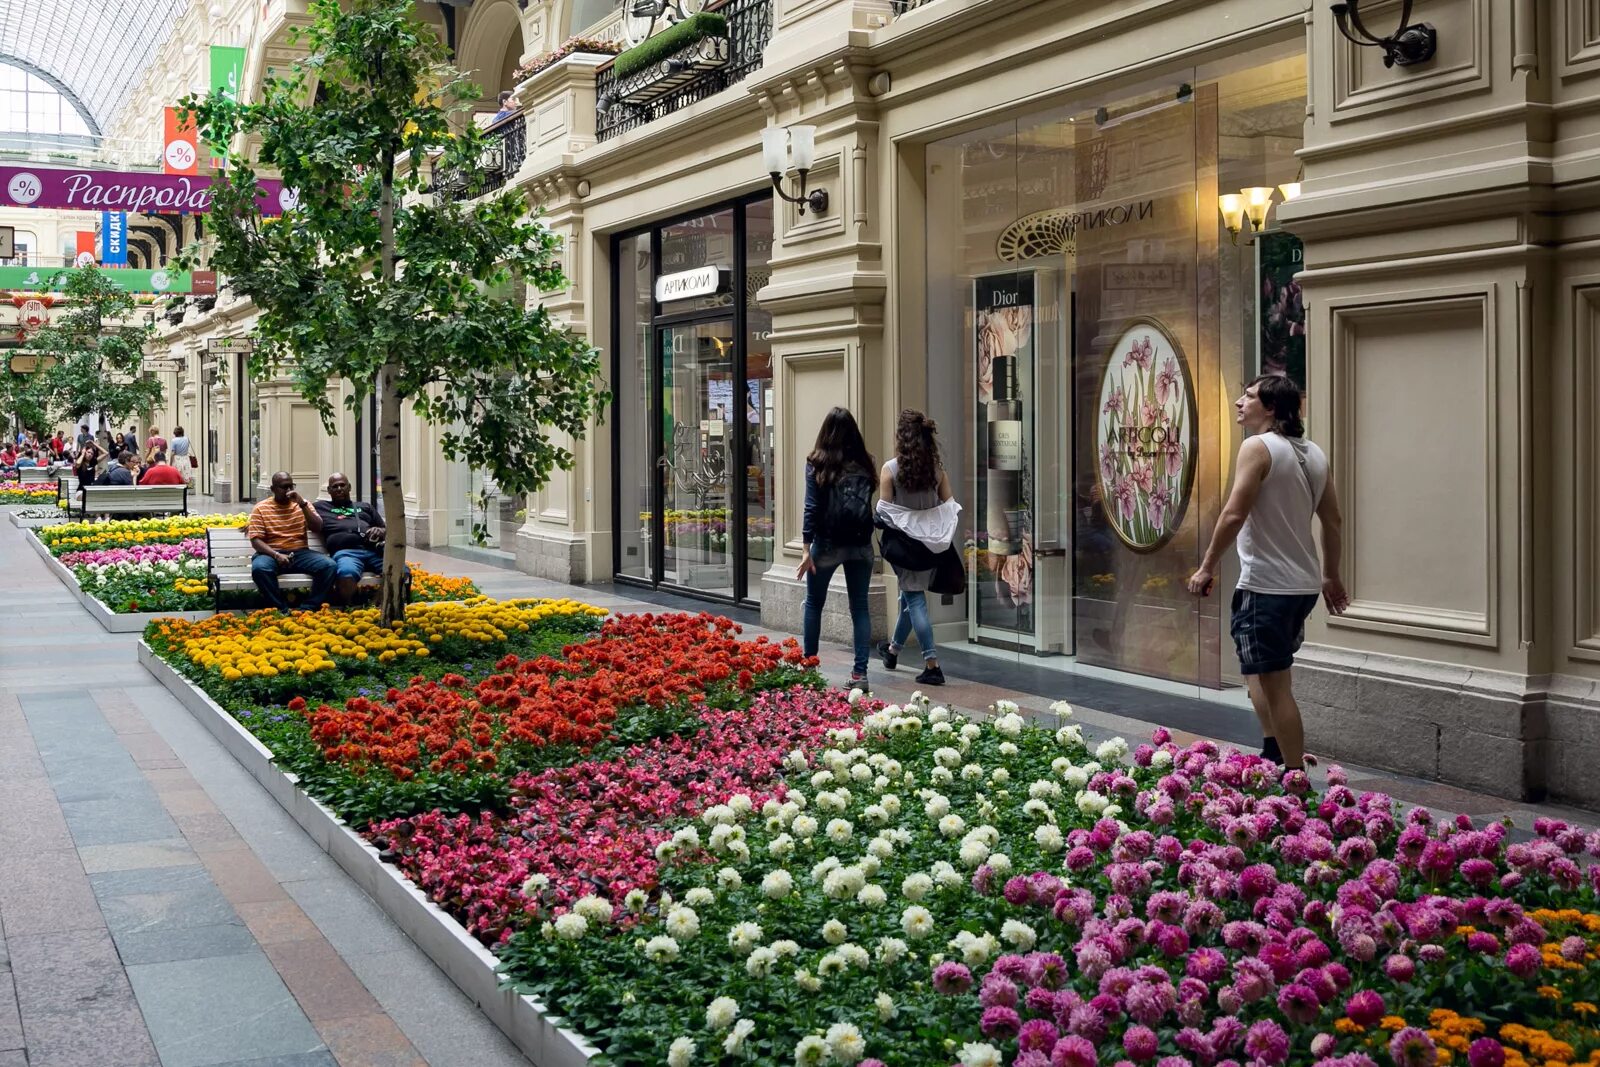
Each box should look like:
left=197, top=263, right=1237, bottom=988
left=925, top=44, right=1306, bottom=691
left=612, top=194, right=774, bottom=605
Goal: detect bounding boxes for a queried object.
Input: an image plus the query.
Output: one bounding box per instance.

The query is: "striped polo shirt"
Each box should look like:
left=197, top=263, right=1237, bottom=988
left=248, top=499, right=309, bottom=552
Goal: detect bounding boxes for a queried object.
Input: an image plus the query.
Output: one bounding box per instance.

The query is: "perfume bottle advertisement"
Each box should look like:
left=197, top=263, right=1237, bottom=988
left=972, top=271, right=1036, bottom=637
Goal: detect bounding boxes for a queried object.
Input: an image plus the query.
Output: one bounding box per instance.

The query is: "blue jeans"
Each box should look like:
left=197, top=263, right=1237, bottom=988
left=251, top=549, right=337, bottom=611
left=802, top=557, right=873, bottom=676
left=331, top=547, right=384, bottom=583
left=891, top=589, right=937, bottom=662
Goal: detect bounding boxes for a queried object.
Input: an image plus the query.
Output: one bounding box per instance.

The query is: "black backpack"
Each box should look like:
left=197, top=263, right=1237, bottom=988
left=821, top=470, right=876, bottom=547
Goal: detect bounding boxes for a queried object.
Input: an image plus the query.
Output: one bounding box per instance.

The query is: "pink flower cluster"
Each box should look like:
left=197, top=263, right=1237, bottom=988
left=368, top=687, right=856, bottom=943
left=59, top=537, right=205, bottom=568
left=937, top=741, right=1600, bottom=1067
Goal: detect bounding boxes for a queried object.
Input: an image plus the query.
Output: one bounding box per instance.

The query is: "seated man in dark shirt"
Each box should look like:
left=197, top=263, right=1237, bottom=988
left=312, top=472, right=386, bottom=605
left=106, top=454, right=138, bottom=486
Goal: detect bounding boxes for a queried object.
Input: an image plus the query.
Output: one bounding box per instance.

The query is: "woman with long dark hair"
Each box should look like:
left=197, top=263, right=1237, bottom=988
left=875, top=409, right=957, bottom=685
left=797, top=407, right=877, bottom=685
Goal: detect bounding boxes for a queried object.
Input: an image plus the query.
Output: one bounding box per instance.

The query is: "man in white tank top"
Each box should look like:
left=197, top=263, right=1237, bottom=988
left=1187, top=375, right=1350, bottom=772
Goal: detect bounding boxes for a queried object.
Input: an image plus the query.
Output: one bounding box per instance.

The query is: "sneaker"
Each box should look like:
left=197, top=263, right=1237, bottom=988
left=915, top=664, right=945, bottom=686
left=847, top=671, right=868, bottom=691
left=877, top=641, right=898, bottom=670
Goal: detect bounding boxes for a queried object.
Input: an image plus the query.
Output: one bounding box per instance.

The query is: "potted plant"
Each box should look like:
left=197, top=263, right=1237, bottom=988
left=610, top=12, right=729, bottom=105
left=514, top=36, right=623, bottom=84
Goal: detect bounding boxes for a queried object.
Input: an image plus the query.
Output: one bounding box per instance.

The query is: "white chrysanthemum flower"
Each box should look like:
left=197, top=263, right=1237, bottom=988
left=959, top=1041, right=1003, bottom=1067
left=838, top=943, right=869, bottom=968
left=1051, top=756, right=1073, bottom=776
left=778, top=801, right=800, bottom=824
left=825, top=1022, right=865, bottom=1062
left=1152, top=749, right=1173, bottom=769
left=728, top=793, right=754, bottom=815
left=761, top=798, right=782, bottom=818
left=553, top=913, right=588, bottom=940
left=1049, top=699, right=1074, bottom=718
left=961, top=763, right=984, bottom=781
left=924, top=794, right=950, bottom=820
left=857, top=883, right=887, bottom=908
left=716, top=867, right=743, bottom=890
left=761, top=869, right=793, bottom=899
left=645, top=935, right=680, bottom=962
left=665, top=905, right=700, bottom=940
left=624, top=888, right=648, bottom=913
left=771, top=939, right=801, bottom=957
left=876, top=991, right=897, bottom=1021
left=708, top=824, right=738, bottom=852
left=685, top=887, right=715, bottom=907
left=746, top=946, right=776, bottom=977
left=928, top=705, right=951, bottom=723
left=822, top=869, right=853, bottom=900
left=1096, top=737, right=1129, bottom=763
left=791, top=815, right=818, bottom=839
left=825, top=818, right=854, bottom=845
left=816, top=952, right=847, bottom=978
left=1081, top=761, right=1102, bottom=775
left=861, top=803, right=888, bottom=826
left=705, top=996, right=740, bottom=1030
left=572, top=896, right=612, bottom=923
left=667, top=1036, right=695, bottom=1067
left=901, top=905, right=934, bottom=939
left=880, top=793, right=901, bottom=815
left=1035, top=824, right=1065, bottom=853
left=993, top=712, right=1024, bottom=738
left=793, top=968, right=821, bottom=993
left=520, top=873, right=549, bottom=897
left=847, top=687, right=864, bottom=705
left=795, top=1034, right=829, bottom=1065
left=768, top=834, right=795, bottom=860
left=988, top=852, right=1012, bottom=875
left=1056, top=724, right=1082, bottom=747
left=934, top=746, right=963, bottom=769
left=821, top=919, right=848, bottom=945
left=1063, top=767, right=1090, bottom=789
left=931, top=861, right=962, bottom=889
left=1076, top=790, right=1109, bottom=815
left=990, top=767, right=1010, bottom=785
left=1021, top=798, right=1050, bottom=820
left=1029, top=779, right=1062, bottom=800
left=850, top=763, right=872, bottom=783
left=937, top=813, right=966, bottom=838
left=959, top=839, right=990, bottom=868
left=1002, top=919, right=1038, bottom=950
left=859, top=853, right=882, bottom=877
left=876, top=936, right=907, bottom=964
left=788, top=791, right=808, bottom=811
left=998, top=741, right=1019, bottom=759
left=813, top=787, right=842, bottom=810
left=726, top=840, right=750, bottom=863
left=785, top=748, right=809, bottom=772
left=702, top=805, right=735, bottom=827
left=811, top=856, right=840, bottom=882
left=723, top=1018, right=755, bottom=1055
left=931, top=721, right=954, bottom=738
left=901, top=872, right=932, bottom=901
left=866, top=837, right=894, bottom=860
left=960, top=723, right=983, bottom=742
left=1103, top=803, right=1122, bottom=819
left=654, top=840, right=678, bottom=861
left=727, top=921, right=764, bottom=956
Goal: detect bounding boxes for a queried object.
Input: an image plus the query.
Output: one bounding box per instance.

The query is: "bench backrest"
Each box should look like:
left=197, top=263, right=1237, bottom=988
left=17, top=467, right=55, bottom=483
left=79, top=485, right=188, bottom=513
left=56, top=475, right=78, bottom=507
left=208, top=525, right=331, bottom=580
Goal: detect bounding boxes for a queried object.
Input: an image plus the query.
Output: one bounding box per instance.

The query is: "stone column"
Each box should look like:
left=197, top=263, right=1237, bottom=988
left=748, top=3, right=892, bottom=647
left=1278, top=0, right=1600, bottom=804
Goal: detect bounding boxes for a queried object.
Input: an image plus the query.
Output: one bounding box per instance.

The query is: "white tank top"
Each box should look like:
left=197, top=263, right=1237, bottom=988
left=1237, top=432, right=1327, bottom=595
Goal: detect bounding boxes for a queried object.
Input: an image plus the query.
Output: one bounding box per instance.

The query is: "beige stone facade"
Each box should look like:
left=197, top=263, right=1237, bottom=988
left=115, top=0, right=1600, bottom=807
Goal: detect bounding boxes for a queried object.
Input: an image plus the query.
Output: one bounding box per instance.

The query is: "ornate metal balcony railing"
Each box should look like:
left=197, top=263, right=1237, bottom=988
left=593, top=0, right=773, bottom=143
left=432, top=114, right=528, bottom=206
left=890, top=0, right=937, bottom=15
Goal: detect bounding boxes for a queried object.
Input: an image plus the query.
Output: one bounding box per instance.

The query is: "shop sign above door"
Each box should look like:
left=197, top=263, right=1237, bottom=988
left=654, top=265, right=723, bottom=303
left=1094, top=318, right=1197, bottom=552
left=0, top=166, right=290, bottom=217
left=0, top=266, right=196, bottom=294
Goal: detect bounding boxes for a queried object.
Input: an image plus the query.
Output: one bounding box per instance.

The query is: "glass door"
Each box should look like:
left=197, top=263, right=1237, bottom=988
left=659, top=319, right=737, bottom=599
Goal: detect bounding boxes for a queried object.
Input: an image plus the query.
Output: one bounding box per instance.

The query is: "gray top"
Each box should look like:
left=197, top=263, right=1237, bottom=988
left=884, top=458, right=941, bottom=591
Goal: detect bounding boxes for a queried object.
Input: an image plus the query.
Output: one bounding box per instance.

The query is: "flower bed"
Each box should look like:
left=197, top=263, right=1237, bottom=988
left=40, top=513, right=247, bottom=555
left=0, top=481, right=60, bottom=504
left=467, top=696, right=1600, bottom=1067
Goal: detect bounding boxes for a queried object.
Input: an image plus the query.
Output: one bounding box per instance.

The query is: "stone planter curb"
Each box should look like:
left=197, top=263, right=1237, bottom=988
left=137, top=641, right=601, bottom=1067
left=26, top=529, right=218, bottom=633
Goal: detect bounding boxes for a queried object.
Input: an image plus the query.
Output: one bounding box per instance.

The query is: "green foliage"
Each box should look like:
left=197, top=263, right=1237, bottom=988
left=180, top=0, right=611, bottom=620
left=9, top=267, right=165, bottom=429
left=613, top=12, right=729, bottom=79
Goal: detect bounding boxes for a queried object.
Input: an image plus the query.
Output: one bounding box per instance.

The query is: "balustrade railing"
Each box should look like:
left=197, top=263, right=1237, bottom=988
left=593, top=0, right=773, bottom=143
left=432, top=114, right=528, bottom=206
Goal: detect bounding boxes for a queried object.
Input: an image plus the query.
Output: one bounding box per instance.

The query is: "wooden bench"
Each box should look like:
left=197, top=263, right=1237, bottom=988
left=76, top=484, right=188, bottom=519
left=17, top=467, right=62, bottom=484
left=55, top=475, right=78, bottom=509
left=207, top=526, right=400, bottom=611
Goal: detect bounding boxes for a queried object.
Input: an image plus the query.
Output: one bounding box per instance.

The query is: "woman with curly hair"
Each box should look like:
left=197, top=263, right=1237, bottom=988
left=875, top=409, right=958, bottom=685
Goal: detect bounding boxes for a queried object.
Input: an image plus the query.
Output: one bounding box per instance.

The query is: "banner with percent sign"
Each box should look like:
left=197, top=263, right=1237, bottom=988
left=1, top=166, right=289, bottom=216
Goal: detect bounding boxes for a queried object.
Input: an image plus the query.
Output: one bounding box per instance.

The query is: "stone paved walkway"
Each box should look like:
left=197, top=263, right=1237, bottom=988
left=3, top=515, right=1595, bottom=1067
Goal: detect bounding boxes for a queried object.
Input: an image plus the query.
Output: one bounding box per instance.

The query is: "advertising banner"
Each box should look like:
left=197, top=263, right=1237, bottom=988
left=101, top=211, right=128, bottom=265
left=163, top=107, right=199, bottom=176
left=0, top=266, right=195, bottom=293
left=0, top=166, right=288, bottom=216
left=973, top=270, right=1036, bottom=636
left=74, top=231, right=97, bottom=266
left=1256, top=231, right=1306, bottom=390
left=208, top=46, right=247, bottom=163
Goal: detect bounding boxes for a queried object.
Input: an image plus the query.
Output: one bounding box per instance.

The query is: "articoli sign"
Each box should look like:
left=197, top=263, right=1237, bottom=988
left=654, top=266, right=722, bottom=303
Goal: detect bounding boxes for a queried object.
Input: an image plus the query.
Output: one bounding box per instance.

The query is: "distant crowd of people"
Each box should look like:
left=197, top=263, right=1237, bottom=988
left=1, top=419, right=195, bottom=490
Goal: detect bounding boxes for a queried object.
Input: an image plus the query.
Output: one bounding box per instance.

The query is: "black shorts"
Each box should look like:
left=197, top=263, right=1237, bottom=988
left=1231, top=589, right=1319, bottom=675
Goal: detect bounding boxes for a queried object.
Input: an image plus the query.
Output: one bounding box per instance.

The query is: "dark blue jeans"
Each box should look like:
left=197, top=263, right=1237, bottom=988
left=802, top=557, right=873, bottom=677
left=252, top=549, right=337, bottom=611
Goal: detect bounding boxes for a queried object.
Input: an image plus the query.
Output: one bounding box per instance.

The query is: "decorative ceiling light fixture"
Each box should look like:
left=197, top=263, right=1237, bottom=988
left=1277, top=181, right=1303, bottom=202
left=1218, top=186, right=1284, bottom=244
left=761, top=124, right=828, bottom=216
left=1330, top=0, right=1437, bottom=68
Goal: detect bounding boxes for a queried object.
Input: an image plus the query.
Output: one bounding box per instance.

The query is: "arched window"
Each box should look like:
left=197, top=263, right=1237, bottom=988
left=0, top=62, right=93, bottom=138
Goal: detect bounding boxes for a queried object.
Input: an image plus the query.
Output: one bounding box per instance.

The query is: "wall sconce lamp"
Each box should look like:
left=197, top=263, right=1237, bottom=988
left=762, top=125, right=829, bottom=216
left=1218, top=186, right=1288, bottom=244
left=1330, top=0, right=1437, bottom=68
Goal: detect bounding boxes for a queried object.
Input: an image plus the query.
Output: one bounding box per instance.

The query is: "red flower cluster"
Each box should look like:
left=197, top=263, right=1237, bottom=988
left=303, top=613, right=812, bottom=779
left=367, top=687, right=856, bottom=943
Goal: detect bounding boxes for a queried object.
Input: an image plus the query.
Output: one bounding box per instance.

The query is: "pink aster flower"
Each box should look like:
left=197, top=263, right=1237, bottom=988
left=1345, top=989, right=1384, bottom=1027
left=1122, top=1025, right=1159, bottom=1062
left=1383, top=954, right=1415, bottom=982
left=981, top=1005, right=1021, bottom=1040
left=1018, top=1019, right=1059, bottom=1054
left=1052, top=1035, right=1100, bottom=1067
left=932, top=961, right=972, bottom=995
left=1276, top=983, right=1320, bottom=1025
left=1504, top=943, right=1540, bottom=979
left=1466, top=1038, right=1505, bottom=1067
left=1244, top=1020, right=1290, bottom=1066
left=1389, top=1027, right=1439, bottom=1067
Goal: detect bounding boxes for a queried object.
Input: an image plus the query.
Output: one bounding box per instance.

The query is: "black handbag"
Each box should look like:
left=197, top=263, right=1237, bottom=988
left=880, top=526, right=967, bottom=597
left=929, top=546, right=966, bottom=596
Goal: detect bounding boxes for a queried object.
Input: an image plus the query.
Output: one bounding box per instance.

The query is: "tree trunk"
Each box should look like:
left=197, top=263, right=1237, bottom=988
left=378, top=146, right=407, bottom=626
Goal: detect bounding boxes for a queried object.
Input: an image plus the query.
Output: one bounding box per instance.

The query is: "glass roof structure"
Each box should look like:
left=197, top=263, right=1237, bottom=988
left=0, top=0, right=188, bottom=136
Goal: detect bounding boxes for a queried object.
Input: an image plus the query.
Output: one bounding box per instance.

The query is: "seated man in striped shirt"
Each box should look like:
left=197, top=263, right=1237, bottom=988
left=248, top=471, right=338, bottom=612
